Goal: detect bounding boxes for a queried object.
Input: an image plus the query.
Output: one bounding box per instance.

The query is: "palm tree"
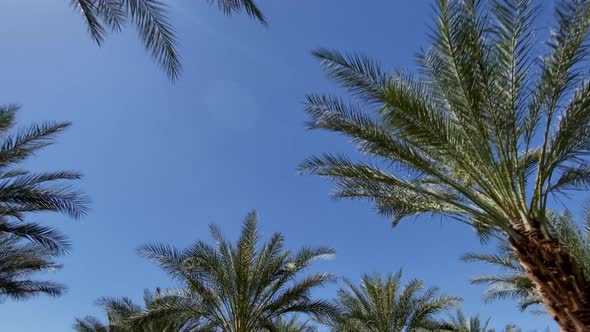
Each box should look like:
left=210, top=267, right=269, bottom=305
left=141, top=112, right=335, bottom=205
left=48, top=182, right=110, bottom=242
left=443, top=311, right=490, bottom=332
left=462, top=239, right=542, bottom=312
left=74, top=290, right=179, bottom=331
left=125, top=210, right=336, bottom=331
left=322, top=271, right=459, bottom=332
left=70, top=0, right=267, bottom=80
left=0, top=232, right=65, bottom=302
left=300, top=0, right=590, bottom=328
left=441, top=310, right=522, bottom=332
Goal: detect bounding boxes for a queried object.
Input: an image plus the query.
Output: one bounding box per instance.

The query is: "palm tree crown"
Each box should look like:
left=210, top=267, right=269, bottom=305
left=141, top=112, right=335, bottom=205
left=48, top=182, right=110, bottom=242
left=324, top=271, right=459, bottom=332
left=74, top=289, right=179, bottom=332
left=70, top=0, right=267, bottom=80
left=126, top=210, right=336, bottom=331
left=301, top=0, right=590, bottom=328
left=442, top=310, right=520, bottom=332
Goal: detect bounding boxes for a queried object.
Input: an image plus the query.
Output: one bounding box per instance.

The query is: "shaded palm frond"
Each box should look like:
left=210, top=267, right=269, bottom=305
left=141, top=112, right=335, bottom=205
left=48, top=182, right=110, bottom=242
left=0, top=233, right=65, bottom=302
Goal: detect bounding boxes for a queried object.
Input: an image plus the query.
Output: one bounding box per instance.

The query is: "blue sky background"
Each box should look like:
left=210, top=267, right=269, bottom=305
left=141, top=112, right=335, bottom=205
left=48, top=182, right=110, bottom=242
left=0, top=0, right=563, bottom=330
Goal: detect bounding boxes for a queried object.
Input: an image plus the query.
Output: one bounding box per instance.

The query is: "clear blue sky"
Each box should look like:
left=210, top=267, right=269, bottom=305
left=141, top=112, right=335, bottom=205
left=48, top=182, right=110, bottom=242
left=0, top=0, right=560, bottom=330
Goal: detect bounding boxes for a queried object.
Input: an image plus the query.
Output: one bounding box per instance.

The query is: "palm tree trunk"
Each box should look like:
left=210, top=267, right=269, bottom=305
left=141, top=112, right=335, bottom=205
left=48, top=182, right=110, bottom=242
left=509, top=228, right=590, bottom=331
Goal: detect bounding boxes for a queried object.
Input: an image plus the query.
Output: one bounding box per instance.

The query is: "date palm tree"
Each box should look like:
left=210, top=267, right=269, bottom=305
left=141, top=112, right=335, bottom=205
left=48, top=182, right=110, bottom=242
left=126, top=211, right=336, bottom=331
left=442, top=310, right=522, bottom=332
left=0, top=232, right=65, bottom=302
left=70, top=0, right=267, bottom=80
left=442, top=311, right=491, bottom=332
left=74, top=290, right=179, bottom=331
left=322, top=271, right=459, bottom=332
left=301, top=0, right=590, bottom=328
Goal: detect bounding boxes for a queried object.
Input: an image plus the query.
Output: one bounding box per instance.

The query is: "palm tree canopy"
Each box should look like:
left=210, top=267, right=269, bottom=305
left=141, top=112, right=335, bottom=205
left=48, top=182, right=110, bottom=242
left=125, top=210, right=337, bottom=331
left=74, top=289, right=179, bottom=331
left=70, top=0, right=267, bottom=80
left=0, top=233, right=65, bottom=302
left=300, top=0, right=590, bottom=327
left=324, top=270, right=459, bottom=332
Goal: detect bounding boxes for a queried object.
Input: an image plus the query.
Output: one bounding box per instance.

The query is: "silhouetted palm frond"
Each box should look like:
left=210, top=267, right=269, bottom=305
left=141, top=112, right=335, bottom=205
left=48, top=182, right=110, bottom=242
left=70, top=0, right=267, bottom=80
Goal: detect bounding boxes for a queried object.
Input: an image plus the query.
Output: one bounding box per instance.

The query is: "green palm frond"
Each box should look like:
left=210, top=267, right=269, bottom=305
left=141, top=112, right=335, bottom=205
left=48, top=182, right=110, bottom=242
left=207, top=0, right=268, bottom=26
left=73, top=316, right=109, bottom=332
left=304, top=1, right=590, bottom=326
left=324, top=270, right=459, bottom=332
left=462, top=239, right=542, bottom=312
left=0, top=233, right=65, bottom=302
left=70, top=0, right=266, bottom=80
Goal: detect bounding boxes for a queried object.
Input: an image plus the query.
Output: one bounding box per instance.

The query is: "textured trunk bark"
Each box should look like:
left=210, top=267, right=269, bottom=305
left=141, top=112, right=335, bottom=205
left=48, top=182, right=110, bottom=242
left=509, top=228, right=590, bottom=331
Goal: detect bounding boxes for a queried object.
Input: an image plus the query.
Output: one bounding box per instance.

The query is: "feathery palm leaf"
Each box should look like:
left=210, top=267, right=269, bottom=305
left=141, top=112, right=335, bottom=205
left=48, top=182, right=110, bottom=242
left=70, top=0, right=267, bottom=80
left=462, top=239, right=541, bottom=312
left=74, top=289, right=179, bottom=331
left=0, top=233, right=65, bottom=302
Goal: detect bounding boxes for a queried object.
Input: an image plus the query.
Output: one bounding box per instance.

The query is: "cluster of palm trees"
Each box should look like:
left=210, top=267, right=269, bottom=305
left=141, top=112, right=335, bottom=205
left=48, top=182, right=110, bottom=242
left=3, top=0, right=590, bottom=330
left=71, top=212, right=522, bottom=332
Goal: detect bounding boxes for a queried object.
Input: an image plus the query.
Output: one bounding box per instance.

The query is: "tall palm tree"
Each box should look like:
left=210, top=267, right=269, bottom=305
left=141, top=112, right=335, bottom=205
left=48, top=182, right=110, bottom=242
left=126, top=210, right=336, bottom=331
left=300, top=0, right=590, bottom=328
left=70, top=0, right=267, bottom=80
left=74, top=290, right=179, bottom=331
left=0, top=232, right=65, bottom=302
left=322, top=271, right=459, bottom=332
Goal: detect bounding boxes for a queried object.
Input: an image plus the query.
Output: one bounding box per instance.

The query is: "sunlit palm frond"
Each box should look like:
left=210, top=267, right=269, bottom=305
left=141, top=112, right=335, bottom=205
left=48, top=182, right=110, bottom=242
left=324, top=270, right=459, bottom=332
